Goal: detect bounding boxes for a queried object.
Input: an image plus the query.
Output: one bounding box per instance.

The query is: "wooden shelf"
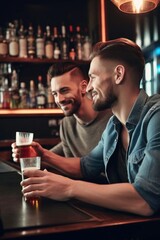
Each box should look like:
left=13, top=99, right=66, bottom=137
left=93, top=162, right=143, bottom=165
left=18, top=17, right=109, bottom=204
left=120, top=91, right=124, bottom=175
left=0, top=56, right=89, bottom=64
left=0, top=109, right=64, bottom=117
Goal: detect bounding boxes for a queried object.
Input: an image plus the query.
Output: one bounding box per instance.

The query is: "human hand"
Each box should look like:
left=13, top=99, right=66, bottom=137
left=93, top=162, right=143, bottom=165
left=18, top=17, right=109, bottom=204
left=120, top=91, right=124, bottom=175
left=11, top=142, right=20, bottom=162
left=21, top=169, right=73, bottom=201
left=11, top=141, right=45, bottom=162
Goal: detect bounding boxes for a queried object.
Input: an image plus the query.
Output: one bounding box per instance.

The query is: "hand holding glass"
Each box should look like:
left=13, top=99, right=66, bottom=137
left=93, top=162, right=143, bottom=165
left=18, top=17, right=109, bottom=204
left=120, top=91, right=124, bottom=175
left=16, top=131, right=37, bottom=159
left=20, top=156, right=41, bottom=202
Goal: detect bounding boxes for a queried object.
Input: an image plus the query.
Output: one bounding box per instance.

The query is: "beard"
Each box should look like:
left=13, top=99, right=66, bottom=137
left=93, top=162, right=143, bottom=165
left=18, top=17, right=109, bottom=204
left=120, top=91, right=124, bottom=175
left=58, top=98, right=81, bottom=116
left=93, top=89, right=116, bottom=111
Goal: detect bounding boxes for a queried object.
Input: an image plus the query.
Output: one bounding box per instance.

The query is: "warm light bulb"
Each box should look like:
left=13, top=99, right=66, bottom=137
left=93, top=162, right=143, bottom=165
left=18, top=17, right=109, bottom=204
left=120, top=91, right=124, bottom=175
left=132, top=0, right=144, bottom=13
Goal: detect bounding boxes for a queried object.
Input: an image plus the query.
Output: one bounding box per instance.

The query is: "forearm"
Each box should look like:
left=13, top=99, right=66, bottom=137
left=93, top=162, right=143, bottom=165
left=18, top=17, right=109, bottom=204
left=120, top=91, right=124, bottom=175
left=70, top=181, right=154, bottom=216
left=41, top=147, right=82, bottom=179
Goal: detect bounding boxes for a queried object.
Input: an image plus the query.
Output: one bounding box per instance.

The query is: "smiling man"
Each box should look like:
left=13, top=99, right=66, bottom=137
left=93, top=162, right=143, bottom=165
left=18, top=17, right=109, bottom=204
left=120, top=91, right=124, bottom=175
left=44, top=62, right=112, bottom=157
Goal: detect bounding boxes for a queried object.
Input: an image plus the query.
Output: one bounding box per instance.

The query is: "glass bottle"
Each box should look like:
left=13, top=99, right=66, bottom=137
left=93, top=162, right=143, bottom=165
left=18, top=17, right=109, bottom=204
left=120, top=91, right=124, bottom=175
left=60, top=24, right=68, bottom=60
left=82, top=35, right=92, bottom=60
left=36, top=25, right=45, bottom=59
left=36, top=75, right=47, bottom=108
left=0, top=27, right=8, bottom=57
left=27, top=24, right=36, bottom=58
left=29, top=80, right=37, bottom=108
left=18, top=24, right=27, bottom=58
left=46, top=74, right=55, bottom=108
left=1, top=78, right=10, bottom=109
left=45, top=25, right=53, bottom=59
left=68, top=25, right=76, bottom=60
left=9, top=69, right=20, bottom=109
left=75, top=26, right=83, bottom=60
left=53, top=26, right=61, bottom=59
left=9, top=24, right=19, bottom=57
left=19, top=82, right=29, bottom=109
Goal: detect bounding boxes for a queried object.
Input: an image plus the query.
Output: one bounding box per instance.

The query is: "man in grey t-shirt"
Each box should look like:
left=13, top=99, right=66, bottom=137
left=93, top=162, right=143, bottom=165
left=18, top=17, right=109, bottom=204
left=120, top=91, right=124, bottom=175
left=48, top=61, right=112, bottom=157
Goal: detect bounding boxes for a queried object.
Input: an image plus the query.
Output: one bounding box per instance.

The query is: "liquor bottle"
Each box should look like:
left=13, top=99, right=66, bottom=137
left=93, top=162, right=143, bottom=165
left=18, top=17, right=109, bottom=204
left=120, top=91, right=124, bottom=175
left=46, top=74, right=55, bottom=108
left=68, top=25, right=76, bottom=60
left=9, top=69, right=20, bottom=109
left=29, top=80, right=37, bottom=108
left=19, top=82, right=29, bottom=109
left=75, top=26, right=83, bottom=60
left=82, top=35, right=92, bottom=60
left=18, top=24, right=27, bottom=58
left=9, top=24, right=19, bottom=57
left=52, top=26, right=61, bottom=59
left=60, top=24, right=68, bottom=60
left=0, top=27, right=8, bottom=57
left=45, top=25, right=53, bottom=59
left=27, top=24, right=36, bottom=58
left=36, top=75, right=47, bottom=108
left=36, top=25, right=45, bottom=59
left=1, top=78, right=10, bottom=109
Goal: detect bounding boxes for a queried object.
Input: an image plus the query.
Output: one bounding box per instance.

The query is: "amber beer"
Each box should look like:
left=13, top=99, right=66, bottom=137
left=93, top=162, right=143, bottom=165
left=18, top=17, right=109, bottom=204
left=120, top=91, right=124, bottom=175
left=16, top=132, right=37, bottom=159
left=18, top=144, right=37, bottom=158
left=20, top=156, right=41, bottom=203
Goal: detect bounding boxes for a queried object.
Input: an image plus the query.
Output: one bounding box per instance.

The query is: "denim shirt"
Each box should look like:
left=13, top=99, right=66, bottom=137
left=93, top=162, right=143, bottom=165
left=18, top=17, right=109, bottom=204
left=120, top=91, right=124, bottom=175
left=80, top=89, right=160, bottom=212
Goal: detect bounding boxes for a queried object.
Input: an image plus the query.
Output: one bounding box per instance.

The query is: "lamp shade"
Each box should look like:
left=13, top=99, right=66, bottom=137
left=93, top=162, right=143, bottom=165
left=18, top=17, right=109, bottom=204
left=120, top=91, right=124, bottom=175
left=111, top=0, right=159, bottom=14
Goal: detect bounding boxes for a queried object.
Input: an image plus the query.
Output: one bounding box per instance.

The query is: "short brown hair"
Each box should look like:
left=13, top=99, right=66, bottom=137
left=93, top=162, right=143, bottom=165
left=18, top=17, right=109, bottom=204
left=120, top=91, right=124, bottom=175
left=48, top=61, right=90, bottom=82
left=90, top=38, right=145, bottom=81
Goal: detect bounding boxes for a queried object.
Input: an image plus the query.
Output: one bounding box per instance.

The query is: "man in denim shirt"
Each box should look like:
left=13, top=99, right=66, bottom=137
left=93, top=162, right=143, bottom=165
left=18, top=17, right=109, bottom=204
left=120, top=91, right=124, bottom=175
left=13, top=38, right=160, bottom=216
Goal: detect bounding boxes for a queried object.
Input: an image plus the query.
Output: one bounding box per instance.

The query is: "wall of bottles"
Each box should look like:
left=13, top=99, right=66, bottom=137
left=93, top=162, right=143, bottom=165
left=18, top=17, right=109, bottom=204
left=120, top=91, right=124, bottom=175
left=0, top=19, right=93, bottom=110
left=0, top=64, right=57, bottom=109
left=0, top=20, right=92, bottom=61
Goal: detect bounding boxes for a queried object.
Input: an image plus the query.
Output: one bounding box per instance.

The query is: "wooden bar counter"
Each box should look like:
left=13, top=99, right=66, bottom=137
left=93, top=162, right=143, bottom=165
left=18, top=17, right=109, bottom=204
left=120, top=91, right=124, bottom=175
left=0, top=160, right=160, bottom=240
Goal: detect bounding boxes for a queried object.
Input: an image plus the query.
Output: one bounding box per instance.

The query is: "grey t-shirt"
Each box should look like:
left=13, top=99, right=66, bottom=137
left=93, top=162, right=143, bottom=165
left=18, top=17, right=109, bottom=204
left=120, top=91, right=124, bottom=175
left=50, top=109, right=112, bottom=157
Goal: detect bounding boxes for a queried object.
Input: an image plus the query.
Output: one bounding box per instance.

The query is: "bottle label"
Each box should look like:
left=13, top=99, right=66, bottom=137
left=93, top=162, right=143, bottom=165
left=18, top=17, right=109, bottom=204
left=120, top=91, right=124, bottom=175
left=19, top=38, right=27, bottom=57
left=9, top=42, right=19, bottom=56
left=0, top=42, right=8, bottom=56
left=36, top=38, right=45, bottom=58
left=37, top=95, right=46, bottom=106
left=45, top=44, right=53, bottom=59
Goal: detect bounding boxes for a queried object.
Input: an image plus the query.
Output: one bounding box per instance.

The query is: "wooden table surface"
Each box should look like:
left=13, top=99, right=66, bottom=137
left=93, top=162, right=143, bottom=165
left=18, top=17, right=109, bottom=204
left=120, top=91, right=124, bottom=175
left=0, top=160, right=160, bottom=240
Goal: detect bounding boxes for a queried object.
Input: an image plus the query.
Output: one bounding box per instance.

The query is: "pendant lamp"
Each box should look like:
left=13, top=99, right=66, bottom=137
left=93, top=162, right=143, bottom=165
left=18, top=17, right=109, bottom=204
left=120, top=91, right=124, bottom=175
left=111, top=0, right=159, bottom=14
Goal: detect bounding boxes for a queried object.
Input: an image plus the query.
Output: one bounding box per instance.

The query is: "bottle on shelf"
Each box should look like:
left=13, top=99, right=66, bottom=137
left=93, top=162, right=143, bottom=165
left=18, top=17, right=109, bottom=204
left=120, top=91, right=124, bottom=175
left=75, top=25, right=83, bottom=60
left=19, top=81, right=29, bottom=109
left=36, top=25, right=45, bottom=59
left=18, top=24, right=27, bottom=58
left=36, top=75, right=47, bottom=108
left=9, top=69, right=20, bottom=109
left=1, top=78, right=10, bottom=109
left=9, top=24, right=19, bottom=57
left=0, top=27, right=8, bottom=57
left=82, top=35, right=92, bottom=60
left=60, top=24, right=68, bottom=60
left=68, top=25, right=76, bottom=60
left=27, top=24, right=36, bottom=58
left=45, top=25, right=53, bottom=59
left=52, top=26, right=61, bottom=59
left=46, top=74, right=55, bottom=108
left=29, top=79, right=37, bottom=108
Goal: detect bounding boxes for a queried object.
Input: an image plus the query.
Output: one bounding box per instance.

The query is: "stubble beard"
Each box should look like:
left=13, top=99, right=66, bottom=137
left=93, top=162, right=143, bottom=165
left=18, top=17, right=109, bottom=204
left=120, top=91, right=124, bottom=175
left=93, top=91, right=116, bottom=111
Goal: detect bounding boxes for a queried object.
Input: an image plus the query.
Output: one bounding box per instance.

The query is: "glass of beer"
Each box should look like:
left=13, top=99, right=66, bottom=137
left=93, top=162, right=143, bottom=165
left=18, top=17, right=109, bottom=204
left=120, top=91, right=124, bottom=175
left=20, top=156, right=41, bottom=203
left=16, top=131, right=37, bottom=158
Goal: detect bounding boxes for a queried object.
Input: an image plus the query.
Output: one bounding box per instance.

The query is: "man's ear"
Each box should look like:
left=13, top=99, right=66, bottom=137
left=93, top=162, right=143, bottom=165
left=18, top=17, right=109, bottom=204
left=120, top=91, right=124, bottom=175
left=114, top=65, right=125, bottom=84
left=80, top=80, right=88, bottom=94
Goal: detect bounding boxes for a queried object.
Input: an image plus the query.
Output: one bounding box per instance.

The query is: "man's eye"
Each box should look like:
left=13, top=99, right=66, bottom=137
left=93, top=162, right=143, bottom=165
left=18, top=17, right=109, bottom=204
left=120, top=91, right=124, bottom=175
left=61, top=89, right=69, bottom=94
